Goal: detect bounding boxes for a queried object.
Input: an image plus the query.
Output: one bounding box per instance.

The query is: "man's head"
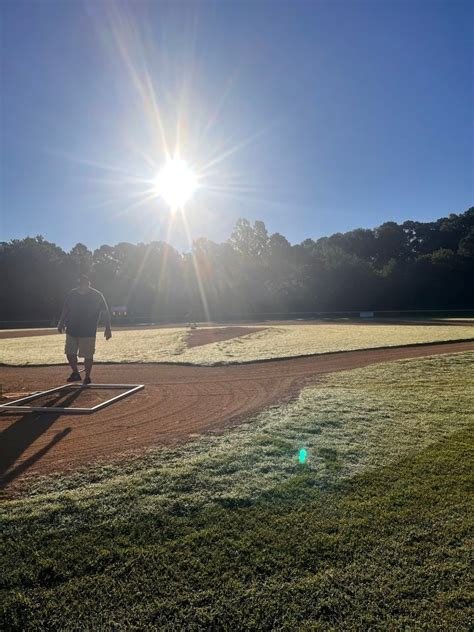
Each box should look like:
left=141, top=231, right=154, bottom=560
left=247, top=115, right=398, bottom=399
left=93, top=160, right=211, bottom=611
left=77, top=274, right=91, bottom=293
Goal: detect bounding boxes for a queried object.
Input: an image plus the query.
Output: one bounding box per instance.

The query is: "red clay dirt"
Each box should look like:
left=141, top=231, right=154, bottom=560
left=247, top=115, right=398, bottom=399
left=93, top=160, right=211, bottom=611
left=1, top=340, right=473, bottom=492
left=0, top=325, right=265, bottom=345
left=0, top=329, right=58, bottom=339
left=186, top=326, right=267, bottom=347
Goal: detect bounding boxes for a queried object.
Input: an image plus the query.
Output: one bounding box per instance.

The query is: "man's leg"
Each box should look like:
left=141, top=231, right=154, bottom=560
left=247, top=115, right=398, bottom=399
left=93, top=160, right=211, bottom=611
left=79, top=338, right=96, bottom=384
left=67, top=354, right=79, bottom=373
left=84, top=357, right=93, bottom=381
left=65, top=335, right=81, bottom=380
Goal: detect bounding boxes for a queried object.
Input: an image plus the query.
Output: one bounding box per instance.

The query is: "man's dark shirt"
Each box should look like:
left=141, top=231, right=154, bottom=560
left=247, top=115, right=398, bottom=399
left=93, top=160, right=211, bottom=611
left=64, top=288, right=109, bottom=337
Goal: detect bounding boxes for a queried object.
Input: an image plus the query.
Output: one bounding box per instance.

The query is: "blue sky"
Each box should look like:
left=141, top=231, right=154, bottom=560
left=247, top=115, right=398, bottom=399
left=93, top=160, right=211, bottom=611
left=1, top=0, right=472, bottom=252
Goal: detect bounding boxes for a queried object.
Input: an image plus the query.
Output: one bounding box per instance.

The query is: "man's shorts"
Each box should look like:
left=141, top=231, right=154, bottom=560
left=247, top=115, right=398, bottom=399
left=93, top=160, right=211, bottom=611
left=65, top=334, right=96, bottom=358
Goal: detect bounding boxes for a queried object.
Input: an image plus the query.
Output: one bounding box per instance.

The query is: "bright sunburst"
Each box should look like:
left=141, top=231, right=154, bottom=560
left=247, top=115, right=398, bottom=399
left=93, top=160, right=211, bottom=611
left=153, top=157, right=198, bottom=209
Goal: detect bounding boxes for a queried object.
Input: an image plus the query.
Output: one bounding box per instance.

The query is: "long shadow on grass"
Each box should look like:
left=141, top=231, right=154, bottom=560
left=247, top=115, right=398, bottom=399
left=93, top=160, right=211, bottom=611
left=0, top=388, right=82, bottom=489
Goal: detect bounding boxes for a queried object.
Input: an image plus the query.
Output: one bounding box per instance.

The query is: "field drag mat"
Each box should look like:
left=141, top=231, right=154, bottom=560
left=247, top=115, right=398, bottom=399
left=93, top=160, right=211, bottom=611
left=1, top=339, right=473, bottom=491
left=1, top=385, right=133, bottom=411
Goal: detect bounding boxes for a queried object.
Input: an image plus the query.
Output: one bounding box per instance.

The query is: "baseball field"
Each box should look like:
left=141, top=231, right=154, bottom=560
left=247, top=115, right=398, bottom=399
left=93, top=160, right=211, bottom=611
left=1, top=321, right=473, bottom=629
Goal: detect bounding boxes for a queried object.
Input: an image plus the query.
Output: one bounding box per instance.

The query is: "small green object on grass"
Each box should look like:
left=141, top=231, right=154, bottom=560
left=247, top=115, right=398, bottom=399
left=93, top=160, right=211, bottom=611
left=298, top=448, right=308, bottom=464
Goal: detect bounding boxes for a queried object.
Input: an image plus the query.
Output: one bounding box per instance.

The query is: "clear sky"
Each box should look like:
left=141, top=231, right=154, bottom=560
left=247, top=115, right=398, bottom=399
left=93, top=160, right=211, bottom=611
left=1, top=0, right=472, bottom=252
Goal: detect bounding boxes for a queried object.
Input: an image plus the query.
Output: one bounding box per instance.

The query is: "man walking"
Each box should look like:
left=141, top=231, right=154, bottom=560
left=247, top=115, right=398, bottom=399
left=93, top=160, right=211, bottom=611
left=58, top=275, right=112, bottom=385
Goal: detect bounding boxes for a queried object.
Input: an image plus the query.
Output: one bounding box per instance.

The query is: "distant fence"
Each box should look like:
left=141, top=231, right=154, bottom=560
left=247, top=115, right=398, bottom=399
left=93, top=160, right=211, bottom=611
left=1, top=309, right=473, bottom=330
left=215, top=309, right=474, bottom=322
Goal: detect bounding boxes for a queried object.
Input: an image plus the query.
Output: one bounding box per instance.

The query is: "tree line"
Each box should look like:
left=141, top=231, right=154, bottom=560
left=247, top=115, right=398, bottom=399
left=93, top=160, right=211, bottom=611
left=1, top=207, right=473, bottom=324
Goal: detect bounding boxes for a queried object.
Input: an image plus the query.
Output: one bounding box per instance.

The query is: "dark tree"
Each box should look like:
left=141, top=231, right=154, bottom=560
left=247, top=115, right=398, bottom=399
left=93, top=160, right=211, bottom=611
left=1, top=207, right=473, bottom=324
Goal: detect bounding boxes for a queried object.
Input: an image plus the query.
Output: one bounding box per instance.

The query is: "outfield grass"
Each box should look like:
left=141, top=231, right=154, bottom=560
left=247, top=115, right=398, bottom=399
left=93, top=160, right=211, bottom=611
left=1, top=323, right=473, bottom=366
left=1, top=353, right=472, bottom=629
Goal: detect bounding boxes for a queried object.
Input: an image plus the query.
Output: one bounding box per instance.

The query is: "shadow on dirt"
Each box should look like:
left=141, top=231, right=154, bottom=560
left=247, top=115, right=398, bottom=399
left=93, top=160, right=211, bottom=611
left=0, top=388, right=82, bottom=489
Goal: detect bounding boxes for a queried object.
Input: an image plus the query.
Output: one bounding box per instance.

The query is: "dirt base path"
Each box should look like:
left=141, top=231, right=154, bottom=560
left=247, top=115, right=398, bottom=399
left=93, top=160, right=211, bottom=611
left=0, top=329, right=58, bottom=339
left=2, top=318, right=473, bottom=340
left=1, top=340, right=473, bottom=490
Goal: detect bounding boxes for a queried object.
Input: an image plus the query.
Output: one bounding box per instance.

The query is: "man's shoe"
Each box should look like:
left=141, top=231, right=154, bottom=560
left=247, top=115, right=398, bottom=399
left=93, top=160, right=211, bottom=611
left=82, top=377, right=92, bottom=386
left=67, top=372, right=81, bottom=382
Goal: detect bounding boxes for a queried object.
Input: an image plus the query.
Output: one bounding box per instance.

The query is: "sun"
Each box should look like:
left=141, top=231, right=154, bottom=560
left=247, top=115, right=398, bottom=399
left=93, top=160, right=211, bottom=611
left=153, top=157, right=198, bottom=209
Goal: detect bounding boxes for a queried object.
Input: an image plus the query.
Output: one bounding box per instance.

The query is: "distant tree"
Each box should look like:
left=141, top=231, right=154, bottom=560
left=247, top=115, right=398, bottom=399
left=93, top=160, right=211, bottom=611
left=458, top=228, right=474, bottom=258
left=2, top=207, right=473, bottom=323
left=1, top=236, right=71, bottom=322
left=373, top=222, right=408, bottom=265
left=70, top=243, right=93, bottom=275
left=341, top=228, right=377, bottom=262
left=229, top=218, right=269, bottom=258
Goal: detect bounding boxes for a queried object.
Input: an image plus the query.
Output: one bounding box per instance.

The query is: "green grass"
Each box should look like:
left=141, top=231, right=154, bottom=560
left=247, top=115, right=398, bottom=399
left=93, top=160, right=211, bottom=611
left=1, top=323, right=473, bottom=365
left=1, top=353, right=472, bottom=629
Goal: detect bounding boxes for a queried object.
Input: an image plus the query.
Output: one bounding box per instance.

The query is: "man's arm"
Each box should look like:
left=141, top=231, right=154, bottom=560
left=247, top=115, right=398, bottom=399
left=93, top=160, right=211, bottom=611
left=101, top=295, right=112, bottom=340
left=57, top=295, right=70, bottom=333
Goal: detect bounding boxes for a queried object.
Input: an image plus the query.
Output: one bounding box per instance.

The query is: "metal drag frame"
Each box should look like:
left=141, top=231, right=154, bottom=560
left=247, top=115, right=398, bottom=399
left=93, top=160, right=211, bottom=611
left=0, top=383, right=144, bottom=414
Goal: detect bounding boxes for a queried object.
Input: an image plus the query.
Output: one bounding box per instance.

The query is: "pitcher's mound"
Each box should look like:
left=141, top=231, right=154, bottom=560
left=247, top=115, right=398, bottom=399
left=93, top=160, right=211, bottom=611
left=186, top=326, right=266, bottom=348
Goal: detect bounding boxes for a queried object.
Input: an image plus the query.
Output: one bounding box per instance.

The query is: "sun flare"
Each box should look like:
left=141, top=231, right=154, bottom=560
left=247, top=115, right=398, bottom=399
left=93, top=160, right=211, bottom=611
left=153, top=157, right=198, bottom=209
